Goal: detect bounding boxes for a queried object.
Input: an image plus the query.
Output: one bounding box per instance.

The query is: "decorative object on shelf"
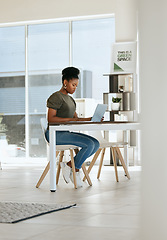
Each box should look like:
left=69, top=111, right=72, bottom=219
left=123, top=92, right=131, bottom=111
left=112, top=97, right=122, bottom=103
left=112, top=42, right=137, bottom=72
left=111, top=97, right=121, bottom=111
left=103, top=73, right=136, bottom=121
left=114, top=113, right=128, bottom=121
left=119, top=85, right=124, bottom=92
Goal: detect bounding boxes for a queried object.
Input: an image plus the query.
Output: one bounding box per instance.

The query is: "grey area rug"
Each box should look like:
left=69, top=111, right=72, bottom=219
left=0, top=202, right=76, bottom=224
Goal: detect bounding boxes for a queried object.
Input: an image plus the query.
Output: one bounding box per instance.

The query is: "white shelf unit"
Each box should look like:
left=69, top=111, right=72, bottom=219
left=103, top=72, right=138, bottom=122
left=103, top=72, right=140, bottom=166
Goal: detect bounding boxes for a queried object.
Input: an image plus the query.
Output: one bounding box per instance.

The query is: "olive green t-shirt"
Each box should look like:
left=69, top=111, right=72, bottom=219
left=47, top=91, right=76, bottom=119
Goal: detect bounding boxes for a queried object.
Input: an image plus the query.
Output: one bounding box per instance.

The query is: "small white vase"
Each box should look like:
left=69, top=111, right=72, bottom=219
left=111, top=102, right=120, bottom=111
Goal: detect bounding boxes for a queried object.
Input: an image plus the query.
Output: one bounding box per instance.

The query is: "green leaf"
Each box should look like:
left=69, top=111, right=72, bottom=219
left=112, top=97, right=121, bottom=103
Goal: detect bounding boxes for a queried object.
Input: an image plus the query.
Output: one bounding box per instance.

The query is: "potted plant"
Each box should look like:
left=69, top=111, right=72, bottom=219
left=111, top=97, right=121, bottom=111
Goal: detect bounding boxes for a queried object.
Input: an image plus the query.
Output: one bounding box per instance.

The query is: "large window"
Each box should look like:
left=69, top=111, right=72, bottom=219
left=0, top=16, right=115, bottom=162
left=28, top=22, right=69, bottom=157
left=73, top=18, right=115, bottom=100
left=0, top=26, right=25, bottom=159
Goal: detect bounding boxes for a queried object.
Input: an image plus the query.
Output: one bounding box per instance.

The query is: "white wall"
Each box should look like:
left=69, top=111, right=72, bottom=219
left=115, top=0, right=137, bottom=41
left=0, top=0, right=137, bottom=42
left=139, top=0, right=167, bottom=239
left=0, top=0, right=116, bottom=23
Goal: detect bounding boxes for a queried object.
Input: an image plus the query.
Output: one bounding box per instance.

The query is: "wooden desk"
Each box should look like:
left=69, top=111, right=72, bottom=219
left=49, top=121, right=140, bottom=192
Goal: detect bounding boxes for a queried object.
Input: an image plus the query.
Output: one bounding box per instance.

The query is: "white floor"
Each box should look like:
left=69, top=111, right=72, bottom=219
left=0, top=164, right=141, bottom=240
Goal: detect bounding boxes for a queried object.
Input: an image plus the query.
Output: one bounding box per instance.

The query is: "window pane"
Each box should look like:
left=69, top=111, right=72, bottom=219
left=28, top=22, right=69, bottom=71
left=0, top=26, right=25, bottom=73
left=72, top=18, right=115, bottom=100
left=27, top=22, right=69, bottom=157
left=0, top=26, right=25, bottom=160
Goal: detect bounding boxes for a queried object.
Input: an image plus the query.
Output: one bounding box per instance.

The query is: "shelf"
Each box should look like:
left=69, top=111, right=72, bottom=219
left=106, top=110, right=119, bottom=112
left=119, top=110, right=134, bottom=112
left=107, top=110, right=133, bottom=112
left=103, top=72, right=138, bottom=165
left=103, top=72, right=133, bottom=76
left=103, top=91, right=132, bottom=94
left=109, top=109, right=134, bottom=121
left=104, top=72, right=137, bottom=122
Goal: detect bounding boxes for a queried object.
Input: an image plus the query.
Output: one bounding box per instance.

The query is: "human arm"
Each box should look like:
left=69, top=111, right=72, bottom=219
left=73, top=112, right=92, bottom=121
left=47, top=108, right=91, bottom=123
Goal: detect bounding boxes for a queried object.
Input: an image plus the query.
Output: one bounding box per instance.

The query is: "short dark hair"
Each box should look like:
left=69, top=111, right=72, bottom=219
left=62, top=67, right=80, bottom=83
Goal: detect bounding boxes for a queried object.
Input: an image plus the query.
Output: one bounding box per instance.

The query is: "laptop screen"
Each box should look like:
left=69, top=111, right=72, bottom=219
left=91, top=104, right=107, bottom=122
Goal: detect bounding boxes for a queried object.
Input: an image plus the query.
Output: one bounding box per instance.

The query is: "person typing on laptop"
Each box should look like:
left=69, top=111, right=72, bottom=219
left=45, top=67, right=101, bottom=187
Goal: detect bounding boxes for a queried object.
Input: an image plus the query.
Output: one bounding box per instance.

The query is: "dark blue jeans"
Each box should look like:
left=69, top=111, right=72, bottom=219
left=45, top=130, right=100, bottom=169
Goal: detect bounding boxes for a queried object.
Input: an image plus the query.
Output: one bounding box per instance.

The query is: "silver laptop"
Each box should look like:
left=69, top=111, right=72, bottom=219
left=91, top=104, right=107, bottom=122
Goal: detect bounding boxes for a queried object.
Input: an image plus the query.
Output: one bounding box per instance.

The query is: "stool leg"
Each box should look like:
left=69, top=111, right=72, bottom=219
left=97, top=148, right=106, bottom=179
left=115, top=147, right=130, bottom=179
left=36, top=151, right=59, bottom=188
left=56, top=151, right=64, bottom=184
left=81, top=163, right=92, bottom=186
left=112, top=147, right=119, bottom=182
left=36, top=162, right=50, bottom=188
left=70, top=149, right=77, bottom=189
left=74, top=148, right=92, bottom=186
left=83, top=148, right=102, bottom=181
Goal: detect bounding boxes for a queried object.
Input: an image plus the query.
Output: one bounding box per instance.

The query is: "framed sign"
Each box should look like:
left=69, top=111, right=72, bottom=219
left=112, top=42, right=137, bottom=72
